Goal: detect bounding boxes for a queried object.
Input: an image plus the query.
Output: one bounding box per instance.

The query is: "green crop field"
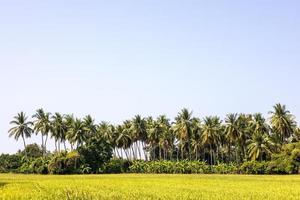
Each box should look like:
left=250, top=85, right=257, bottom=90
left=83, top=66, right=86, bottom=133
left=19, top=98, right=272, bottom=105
left=0, top=174, right=300, bottom=200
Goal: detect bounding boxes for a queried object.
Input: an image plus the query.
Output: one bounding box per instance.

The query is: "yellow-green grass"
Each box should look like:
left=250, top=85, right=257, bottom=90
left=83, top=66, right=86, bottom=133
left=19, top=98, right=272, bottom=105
left=0, top=174, right=300, bottom=200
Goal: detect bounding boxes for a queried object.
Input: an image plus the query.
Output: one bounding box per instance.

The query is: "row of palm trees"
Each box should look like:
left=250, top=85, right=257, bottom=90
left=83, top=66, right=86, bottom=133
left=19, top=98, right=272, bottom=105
left=8, top=104, right=299, bottom=164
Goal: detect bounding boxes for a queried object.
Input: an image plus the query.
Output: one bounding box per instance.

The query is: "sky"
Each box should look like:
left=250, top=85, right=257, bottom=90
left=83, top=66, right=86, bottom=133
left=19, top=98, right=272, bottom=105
left=0, top=1, right=299, bottom=153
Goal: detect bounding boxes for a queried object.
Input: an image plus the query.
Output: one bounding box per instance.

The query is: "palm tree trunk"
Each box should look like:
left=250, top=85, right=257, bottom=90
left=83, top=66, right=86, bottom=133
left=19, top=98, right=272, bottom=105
left=55, top=140, right=58, bottom=152
left=228, top=143, right=231, bottom=163
left=124, top=149, right=129, bottom=160
left=210, top=144, right=213, bottom=165
left=131, top=146, right=136, bottom=160
left=22, top=135, right=27, bottom=158
left=64, top=141, right=67, bottom=152
left=41, top=134, right=44, bottom=154
left=44, top=134, right=48, bottom=153
left=116, top=148, right=120, bottom=158
left=159, top=146, right=162, bottom=160
left=137, top=141, right=142, bottom=160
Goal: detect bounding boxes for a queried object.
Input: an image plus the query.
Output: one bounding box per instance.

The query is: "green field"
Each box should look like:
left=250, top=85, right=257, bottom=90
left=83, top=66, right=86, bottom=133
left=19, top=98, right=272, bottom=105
left=0, top=174, right=300, bottom=200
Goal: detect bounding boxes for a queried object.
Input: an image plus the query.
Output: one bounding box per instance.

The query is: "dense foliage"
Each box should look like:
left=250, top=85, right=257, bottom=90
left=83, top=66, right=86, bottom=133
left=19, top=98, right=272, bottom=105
left=2, top=103, right=300, bottom=174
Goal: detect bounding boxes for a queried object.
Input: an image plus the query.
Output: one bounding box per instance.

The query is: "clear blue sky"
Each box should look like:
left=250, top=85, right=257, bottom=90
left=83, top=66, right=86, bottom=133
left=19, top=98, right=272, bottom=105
left=0, top=1, right=299, bottom=153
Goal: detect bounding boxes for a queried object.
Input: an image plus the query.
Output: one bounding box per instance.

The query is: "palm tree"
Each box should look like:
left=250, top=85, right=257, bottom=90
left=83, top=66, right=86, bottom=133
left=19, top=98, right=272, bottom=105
left=247, top=133, right=273, bottom=161
left=67, top=118, right=86, bottom=148
left=269, top=104, right=296, bottom=144
left=247, top=113, right=273, bottom=161
left=251, top=113, right=270, bottom=136
left=8, top=112, right=33, bottom=157
left=64, top=114, right=75, bottom=150
left=190, top=117, right=202, bottom=160
left=116, top=124, right=132, bottom=160
left=32, top=108, right=51, bottom=154
left=173, top=108, right=193, bottom=160
left=83, top=115, right=97, bottom=139
left=131, top=115, right=147, bottom=160
left=224, top=113, right=240, bottom=162
left=236, top=114, right=252, bottom=163
left=157, top=115, right=173, bottom=160
left=201, top=116, right=221, bottom=165
left=51, top=113, right=65, bottom=152
left=147, top=116, right=171, bottom=160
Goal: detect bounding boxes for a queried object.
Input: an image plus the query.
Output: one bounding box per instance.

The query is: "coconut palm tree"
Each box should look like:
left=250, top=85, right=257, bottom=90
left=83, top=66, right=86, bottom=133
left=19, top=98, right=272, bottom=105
left=173, top=108, right=193, bottom=160
left=64, top=114, right=75, bottom=150
left=251, top=113, right=270, bottom=136
left=83, top=115, right=97, bottom=139
left=201, top=116, right=221, bottom=165
left=131, top=115, right=147, bottom=160
left=247, top=113, right=273, bottom=161
left=116, top=124, right=132, bottom=160
left=247, top=133, right=273, bottom=161
left=157, top=115, right=173, bottom=160
left=32, top=108, right=51, bottom=154
left=8, top=112, right=33, bottom=157
left=190, top=117, right=202, bottom=160
left=224, top=113, right=240, bottom=162
left=67, top=118, right=86, bottom=148
left=236, top=114, right=252, bottom=163
left=51, top=113, right=65, bottom=152
left=269, top=104, right=296, bottom=144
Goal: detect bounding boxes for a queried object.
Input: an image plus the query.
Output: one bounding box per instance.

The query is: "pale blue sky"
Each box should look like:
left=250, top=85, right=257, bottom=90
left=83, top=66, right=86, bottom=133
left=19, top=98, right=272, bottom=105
left=0, top=1, right=299, bottom=153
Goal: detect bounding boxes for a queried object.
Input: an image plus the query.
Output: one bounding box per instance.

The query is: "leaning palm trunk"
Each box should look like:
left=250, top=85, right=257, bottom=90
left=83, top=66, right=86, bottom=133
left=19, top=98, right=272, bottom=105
left=131, top=146, right=136, bottom=160
left=124, top=149, right=129, bottom=160
left=137, top=141, right=142, bottom=160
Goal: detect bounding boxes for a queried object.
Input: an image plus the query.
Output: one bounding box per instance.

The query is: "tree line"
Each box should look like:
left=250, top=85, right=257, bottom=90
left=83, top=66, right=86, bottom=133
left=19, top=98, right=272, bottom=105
left=8, top=103, right=300, bottom=165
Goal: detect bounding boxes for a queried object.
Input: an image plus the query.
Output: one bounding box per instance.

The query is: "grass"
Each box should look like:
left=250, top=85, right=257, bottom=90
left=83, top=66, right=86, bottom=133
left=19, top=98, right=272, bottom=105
left=0, top=174, right=300, bottom=200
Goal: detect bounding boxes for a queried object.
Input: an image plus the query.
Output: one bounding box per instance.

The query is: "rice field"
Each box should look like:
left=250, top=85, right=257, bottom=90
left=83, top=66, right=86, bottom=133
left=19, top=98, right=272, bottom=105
left=0, top=174, right=300, bottom=200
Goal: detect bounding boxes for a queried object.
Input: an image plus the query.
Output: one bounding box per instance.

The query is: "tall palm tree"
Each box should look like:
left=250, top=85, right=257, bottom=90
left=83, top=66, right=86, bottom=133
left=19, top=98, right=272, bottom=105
left=224, top=113, right=240, bottom=162
left=269, top=104, right=296, bottom=144
left=157, top=115, right=173, bottom=160
left=32, top=108, right=51, bottom=154
left=173, top=108, right=193, bottom=160
left=247, top=133, right=273, bottom=161
left=131, top=115, right=147, bottom=160
left=51, top=113, right=65, bottom=152
left=236, top=114, right=252, bottom=163
left=190, top=117, right=202, bottom=160
left=83, top=115, right=97, bottom=139
left=247, top=113, right=273, bottom=161
left=201, top=116, right=221, bottom=165
left=64, top=114, right=75, bottom=150
left=251, top=113, right=270, bottom=136
left=116, top=124, right=132, bottom=160
left=67, top=118, right=86, bottom=148
left=8, top=112, right=33, bottom=157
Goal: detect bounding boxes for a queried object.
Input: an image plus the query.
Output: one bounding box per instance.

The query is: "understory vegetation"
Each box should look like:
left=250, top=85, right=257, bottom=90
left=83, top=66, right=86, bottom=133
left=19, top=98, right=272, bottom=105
left=1, top=103, right=300, bottom=174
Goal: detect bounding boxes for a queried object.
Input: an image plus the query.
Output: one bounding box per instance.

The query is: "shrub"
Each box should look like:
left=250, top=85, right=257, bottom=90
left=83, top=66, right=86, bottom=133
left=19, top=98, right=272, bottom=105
left=0, top=154, right=22, bottom=173
left=78, top=137, right=112, bottom=173
left=101, top=159, right=132, bottom=174
left=240, top=161, right=268, bottom=174
left=129, top=160, right=212, bottom=174
left=48, top=151, right=80, bottom=174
